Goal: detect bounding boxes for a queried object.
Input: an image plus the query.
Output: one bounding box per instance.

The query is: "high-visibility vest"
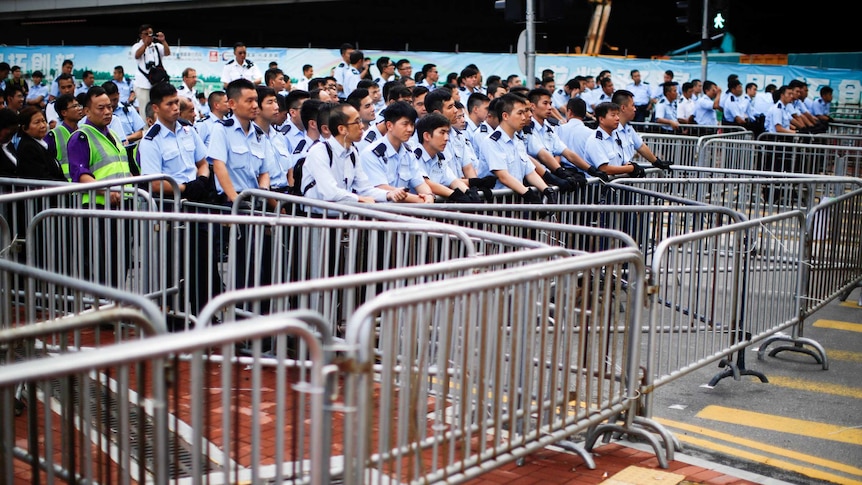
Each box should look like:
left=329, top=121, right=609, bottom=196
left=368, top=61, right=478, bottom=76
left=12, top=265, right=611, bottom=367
left=74, top=124, right=132, bottom=206
left=49, top=124, right=73, bottom=181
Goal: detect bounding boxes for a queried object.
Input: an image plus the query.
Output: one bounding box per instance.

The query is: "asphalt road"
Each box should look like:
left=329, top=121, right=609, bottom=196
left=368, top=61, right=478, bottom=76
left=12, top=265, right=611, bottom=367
left=649, top=286, right=862, bottom=485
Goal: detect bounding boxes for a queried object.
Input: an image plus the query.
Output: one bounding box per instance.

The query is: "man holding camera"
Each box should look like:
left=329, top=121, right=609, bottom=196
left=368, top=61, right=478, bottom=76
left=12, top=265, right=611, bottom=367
left=133, top=24, right=171, bottom=119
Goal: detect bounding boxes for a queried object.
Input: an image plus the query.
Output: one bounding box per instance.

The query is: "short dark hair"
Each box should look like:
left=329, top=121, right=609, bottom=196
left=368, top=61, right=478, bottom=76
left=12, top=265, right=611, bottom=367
left=327, top=102, right=354, bottom=134
left=594, top=102, right=620, bottom=119
left=255, top=85, right=277, bottom=106
left=416, top=112, right=450, bottom=142
left=208, top=90, right=226, bottom=110
left=149, top=82, right=178, bottom=105
left=226, top=78, right=256, bottom=100
left=421, top=63, right=436, bottom=76
left=494, top=93, right=526, bottom=119
left=56, top=73, right=74, bottom=83
left=346, top=88, right=370, bottom=111
left=285, top=89, right=310, bottom=110
left=376, top=56, right=391, bottom=73
left=527, top=87, right=552, bottom=105
left=339, top=43, right=354, bottom=55
left=382, top=100, right=417, bottom=124
left=348, top=50, right=364, bottom=65
left=387, top=85, right=412, bottom=103
left=566, top=97, right=587, bottom=118
left=264, top=68, right=284, bottom=86
left=61, top=59, right=73, bottom=67
left=83, top=86, right=107, bottom=107
left=233, top=41, right=247, bottom=51
left=611, top=89, right=634, bottom=106
left=467, top=92, right=490, bottom=113
left=54, top=94, right=77, bottom=119
left=299, top=98, right=323, bottom=131
left=100, top=81, right=119, bottom=96
left=425, top=88, right=452, bottom=114
left=357, top=79, right=376, bottom=90
left=395, top=59, right=411, bottom=69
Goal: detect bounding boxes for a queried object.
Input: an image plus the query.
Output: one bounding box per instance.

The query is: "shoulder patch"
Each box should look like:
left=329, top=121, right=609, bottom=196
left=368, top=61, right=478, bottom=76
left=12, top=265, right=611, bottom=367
left=490, top=131, right=502, bottom=142
left=292, top=139, right=307, bottom=154
left=480, top=124, right=488, bottom=133
left=199, top=114, right=210, bottom=122
left=144, top=124, right=161, bottom=140
left=414, top=147, right=422, bottom=159
left=372, top=143, right=387, bottom=158
left=522, top=122, right=533, bottom=135
left=338, top=62, right=345, bottom=68
left=253, top=124, right=264, bottom=136
left=226, top=59, right=235, bottom=65
left=281, top=124, right=292, bottom=134
left=595, top=131, right=603, bottom=140
left=364, top=130, right=377, bottom=142
left=730, top=95, right=736, bottom=102
left=438, top=152, right=445, bottom=161
left=219, top=118, right=235, bottom=127
left=177, top=118, right=192, bottom=127
left=374, top=78, right=381, bottom=83
left=246, top=60, right=254, bottom=68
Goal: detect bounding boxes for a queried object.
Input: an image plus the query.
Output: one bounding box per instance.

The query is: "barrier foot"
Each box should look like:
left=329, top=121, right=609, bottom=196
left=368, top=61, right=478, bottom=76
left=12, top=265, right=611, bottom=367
left=553, top=439, right=596, bottom=469
left=707, top=349, right=768, bottom=388
left=632, top=415, right=682, bottom=456
left=757, top=335, right=829, bottom=370
left=585, top=421, right=669, bottom=469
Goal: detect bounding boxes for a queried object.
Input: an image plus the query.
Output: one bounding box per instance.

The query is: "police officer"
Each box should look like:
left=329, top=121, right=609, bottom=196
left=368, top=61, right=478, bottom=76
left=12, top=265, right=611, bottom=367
left=624, top=69, right=654, bottom=123
left=333, top=43, right=355, bottom=101
left=583, top=102, right=642, bottom=178
left=111, top=66, right=136, bottom=108
left=209, top=79, right=274, bottom=204
left=482, top=93, right=554, bottom=204
left=359, top=101, right=434, bottom=203
left=342, top=50, right=366, bottom=99
left=255, top=86, right=293, bottom=193
left=612, top=90, right=672, bottom=172
left=278, top=89, right=310, bottom=153
left=413, top=113, right=479, bottom=203
left=221, top=42, right=262, bottom=89
left=103, top=81, right=145, bottom=146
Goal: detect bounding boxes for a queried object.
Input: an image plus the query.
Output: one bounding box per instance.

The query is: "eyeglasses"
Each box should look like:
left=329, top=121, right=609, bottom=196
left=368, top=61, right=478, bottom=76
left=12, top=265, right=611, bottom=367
left=344, top=120, right=363, bottom=126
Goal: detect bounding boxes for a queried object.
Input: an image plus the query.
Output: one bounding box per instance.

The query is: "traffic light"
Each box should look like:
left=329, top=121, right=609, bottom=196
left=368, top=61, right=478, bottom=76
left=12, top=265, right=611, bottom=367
left=707, top=0, right=728, bottom=36
left=675, top=0, right=703, bottom=35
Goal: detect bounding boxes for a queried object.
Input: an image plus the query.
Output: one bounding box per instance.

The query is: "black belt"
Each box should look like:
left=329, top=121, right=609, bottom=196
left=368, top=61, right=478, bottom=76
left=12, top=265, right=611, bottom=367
left=270, top=186, right=289, bottom=193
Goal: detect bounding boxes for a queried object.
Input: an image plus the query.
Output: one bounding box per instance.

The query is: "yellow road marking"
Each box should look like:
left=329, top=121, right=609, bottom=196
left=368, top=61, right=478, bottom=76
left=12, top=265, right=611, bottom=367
left=813, top=319, right=862, bottom=332
left=827, top=349, right=862, bottom=363
left=768, top=375, right=862, bottom=400
left=656, top=417, right=862, bottom=476
left=839, top=300, right=861, bottom=309
left=697, top=405, right=862, bottom=445
left=671, top=432, right=862, bottom=485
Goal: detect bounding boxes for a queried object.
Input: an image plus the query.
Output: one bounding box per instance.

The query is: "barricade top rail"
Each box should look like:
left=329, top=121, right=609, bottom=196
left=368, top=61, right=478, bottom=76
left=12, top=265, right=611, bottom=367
left=650, top=209, right=808, bottom=283
left=0, top=257, right=166, bottom=332
left=0, top=174, right=182, bottom=207
left=612, top=173, right=862, bottom=186
left=195, top=246, right=570, bottom=328
left=27, top=207, right=482, bottom=258
left=716, top=136, right=862, bottom=151
left=806, top=186, right=862, bottom=233
left=0, top=307, right=165, bottom=345
left=345, top=247, right=645, bottom=360
left=235, top=188, right=558, bottom=251
left=0, top=309, right=329, bottom=387
left=631, top=122, right=748, bottom=134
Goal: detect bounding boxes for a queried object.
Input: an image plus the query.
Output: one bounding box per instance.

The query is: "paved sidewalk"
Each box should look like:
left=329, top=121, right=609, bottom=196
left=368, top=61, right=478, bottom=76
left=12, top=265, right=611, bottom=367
left=465, top=440, right=795, bottom=485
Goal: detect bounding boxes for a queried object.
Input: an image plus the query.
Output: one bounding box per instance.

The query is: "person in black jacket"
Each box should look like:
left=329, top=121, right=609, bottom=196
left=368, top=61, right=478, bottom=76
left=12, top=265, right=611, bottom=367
left=0, top=108, right=18, bottom=177
left=14, top=106, right=66, bottom=181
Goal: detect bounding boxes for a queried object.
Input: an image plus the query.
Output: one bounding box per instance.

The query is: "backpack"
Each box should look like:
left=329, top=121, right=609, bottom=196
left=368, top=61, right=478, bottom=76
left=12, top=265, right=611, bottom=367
left=288, top=141, right=356, bottom=196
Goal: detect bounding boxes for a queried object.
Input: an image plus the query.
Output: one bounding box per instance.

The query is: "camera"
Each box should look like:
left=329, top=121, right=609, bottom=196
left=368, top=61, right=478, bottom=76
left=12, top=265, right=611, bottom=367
left=145, top=61, right=156, bottom=69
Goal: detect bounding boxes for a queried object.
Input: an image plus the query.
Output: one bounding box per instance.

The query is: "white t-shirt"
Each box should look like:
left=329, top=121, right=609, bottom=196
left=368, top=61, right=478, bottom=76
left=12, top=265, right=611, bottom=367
left=132, top=40, right=168, bottom=90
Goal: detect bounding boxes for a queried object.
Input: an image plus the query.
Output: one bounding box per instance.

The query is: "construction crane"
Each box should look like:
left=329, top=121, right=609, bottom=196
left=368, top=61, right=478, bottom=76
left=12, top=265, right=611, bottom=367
left=583, top=0, right=612, bottom=55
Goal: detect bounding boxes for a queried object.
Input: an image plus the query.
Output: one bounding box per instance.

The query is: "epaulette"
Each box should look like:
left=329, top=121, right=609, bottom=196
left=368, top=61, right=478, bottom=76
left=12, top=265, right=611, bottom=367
left=374, top=78, right=381, bottom=84
left=177, top=118, right=192, bottom=127
left=144, top=124, right=161, bottom=140
left=659, top=99, right=667, bottom=104
left=219, top=118, right=235, bottom=127
left=730, top=95, right=736, bottom=102
left=557, top=89, right=564, bottom=95
left=515, top=133, right=525, bottom=141
left=595, top=131, right=603, bottom=140
left=459, top=86, right=468, bottom=92
left=414, top=147, right=423, bottom=159
left=338, top=62, right=345, bottom=68
left=199, top=114, right=210, bottom=122
left=293, top=139, right=306, bottom=155
left=253, top=124, right=264, bottom=136
left=372, top=143, right=387, bottom=158
left=479, top=124, right=489, bottom=133
left=438, top=152, right=445, bottom=161
left=226, top=59, right=235, bottom=65
left=246, top=60, right=255, bottom=68
left=364, top=131, right=376, bottom=143
left=350, top=68, right=360, bottom=75
left=522, top=122, right=533, bottom=135
left=452, top=126, right=461, bottom=135
left=490, top=131, right=502, bottom=141
left=281, top=124, right=292, bottom=134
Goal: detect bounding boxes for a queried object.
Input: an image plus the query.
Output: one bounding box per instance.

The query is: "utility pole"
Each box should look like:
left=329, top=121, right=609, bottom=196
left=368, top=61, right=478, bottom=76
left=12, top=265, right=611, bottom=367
left=700, top=0, right=708, bottom=82
left=525, top=0, right=535, bottom=88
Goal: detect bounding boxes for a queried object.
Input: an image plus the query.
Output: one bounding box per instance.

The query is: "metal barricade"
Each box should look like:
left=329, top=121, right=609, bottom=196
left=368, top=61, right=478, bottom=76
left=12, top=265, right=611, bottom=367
left=637, top=127, right=752, bottom=167
left=612, top=175, right=862, bottom=221
left=341, top=249, right=649, bottom=484
left=27, top=208, right=526, bottom=330
left=827, top=121, right=862, bottom=137
left=757, top=188, right=862, bottom=368
left=197, top=247, right=568, bottom=339
left=697, top=136, right=862, bottom=176
left=643, top=211, right=807, bottom=409
left=0, top=310, right=333, bottom=485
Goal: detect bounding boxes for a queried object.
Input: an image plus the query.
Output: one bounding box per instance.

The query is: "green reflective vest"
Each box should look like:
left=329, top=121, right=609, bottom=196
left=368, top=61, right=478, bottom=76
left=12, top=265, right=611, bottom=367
left=74, top=124, right=132, bottom=206
left=49, top=124, right=73, bottom=182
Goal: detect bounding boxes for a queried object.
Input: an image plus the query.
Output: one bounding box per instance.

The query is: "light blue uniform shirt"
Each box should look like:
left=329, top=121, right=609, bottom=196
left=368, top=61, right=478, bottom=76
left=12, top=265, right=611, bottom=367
left=139, top=119, right=206, bottom=184
left=765, top=102, right=792, bottom=134
left=584, top=127, right=625, bottom=169
left=113, top=105, right=146, bottom=139
left=360, top=137, right=425, bottom=191
left=551, top=88, right=569, bottom=110
left=625, top=81, right=652, bottom=106
left=443, top=126, right=478, bottom=179
left=26, top=83, right=49, bottom=103
left=112, top=78, right=135, bottom=105
left=654, top=98, right=679, bottom=131
left=524, top=117, right=567, bottom=158
left=208, top=119, right=274, bottom=194
left=484, top=129, right=535, bottom=190
left=614, top=122, right=644, bottom=163
left=279, top=118, right=306, bottom=154
left=557, top=118, right=592, bottom=161
left=694, top=96, right=718, bottom=126
left=267, top=125, right=294, bottom=189
left=413, top=145, right=456, bottom=187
